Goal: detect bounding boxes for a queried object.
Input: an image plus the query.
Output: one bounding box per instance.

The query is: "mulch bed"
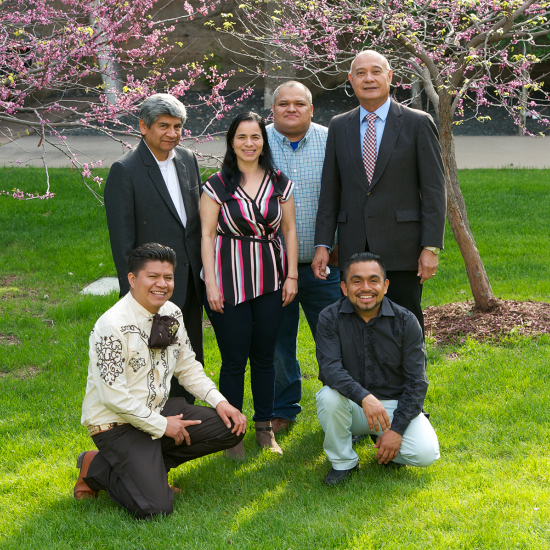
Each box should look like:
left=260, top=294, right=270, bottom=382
left=424, top=299, right=550, bottom=344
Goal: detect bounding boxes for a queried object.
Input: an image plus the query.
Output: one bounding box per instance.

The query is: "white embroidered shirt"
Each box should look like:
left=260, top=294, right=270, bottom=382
left=81, top=293, right=226, bottom=439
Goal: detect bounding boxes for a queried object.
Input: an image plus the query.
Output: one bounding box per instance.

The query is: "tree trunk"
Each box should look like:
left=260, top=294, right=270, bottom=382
left=437, top=95, right=495, bottom=311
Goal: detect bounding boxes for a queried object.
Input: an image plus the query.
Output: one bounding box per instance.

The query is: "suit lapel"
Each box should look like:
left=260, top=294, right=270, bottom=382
left=370, top=99, right=403, bottom=189
left=138, top=140, right=183, bottom=228
left=346, top=107, right=370, bottom=190
left=173, top=148, right=193, bottom=231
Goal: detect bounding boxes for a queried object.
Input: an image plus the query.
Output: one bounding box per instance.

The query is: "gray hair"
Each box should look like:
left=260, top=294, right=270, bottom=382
left=350, top=50, right=392, bottom=73
left=272, top=81, right=313, bottom=106
left=139, top=93, right=187, bottom=127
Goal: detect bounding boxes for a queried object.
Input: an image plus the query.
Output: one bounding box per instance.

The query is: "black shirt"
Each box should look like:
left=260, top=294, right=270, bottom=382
left=316, top=296, right=428, bottom=435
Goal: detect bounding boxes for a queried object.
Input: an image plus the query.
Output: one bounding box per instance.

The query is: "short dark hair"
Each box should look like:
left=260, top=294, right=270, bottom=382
left=127, top=243, right=177, bottom=275
left=342, top=252, right=386, bottom=282
left=220, top=111, right=276, bottom=195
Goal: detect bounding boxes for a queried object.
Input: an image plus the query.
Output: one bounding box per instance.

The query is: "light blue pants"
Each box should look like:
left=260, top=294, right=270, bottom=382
left=316, top=386, right=440, bottom=470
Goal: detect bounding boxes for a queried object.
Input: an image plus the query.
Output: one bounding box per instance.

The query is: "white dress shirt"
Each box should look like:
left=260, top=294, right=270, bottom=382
left=81, top=293, right=226, bottom=439
left=146, top=143, right=187, bottom=227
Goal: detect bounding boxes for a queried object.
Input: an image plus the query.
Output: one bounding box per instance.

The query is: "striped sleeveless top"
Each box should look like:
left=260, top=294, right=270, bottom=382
left=202, top=170, right=294, bottom=306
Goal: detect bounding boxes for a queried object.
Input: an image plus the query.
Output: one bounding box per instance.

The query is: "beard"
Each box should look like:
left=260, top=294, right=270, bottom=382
left=351, top=294, right=383, bottom=313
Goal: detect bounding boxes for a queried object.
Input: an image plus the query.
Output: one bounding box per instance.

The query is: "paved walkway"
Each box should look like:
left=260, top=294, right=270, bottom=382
left=0, top=134, right=548, bottom=169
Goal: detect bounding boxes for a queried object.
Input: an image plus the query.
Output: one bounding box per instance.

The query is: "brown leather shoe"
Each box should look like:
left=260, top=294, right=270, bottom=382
left=255, top=421, right=283, bottom=455
left=225, top=440, right=245, bottom=460
left=271, top=417, right=294, bottom=434
left=74, top=450, right=99, bottom=500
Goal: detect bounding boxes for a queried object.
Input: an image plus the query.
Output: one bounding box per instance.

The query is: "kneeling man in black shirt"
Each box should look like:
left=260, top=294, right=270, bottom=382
left=316, top=252, right=440, bottom=486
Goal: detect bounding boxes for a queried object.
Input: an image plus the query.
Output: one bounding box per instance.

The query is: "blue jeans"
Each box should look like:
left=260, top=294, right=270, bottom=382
left=273, top=263, right=341, bottom=421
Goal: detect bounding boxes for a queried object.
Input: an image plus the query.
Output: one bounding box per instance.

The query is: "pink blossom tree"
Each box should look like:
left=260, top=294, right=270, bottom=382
left=0, top=0, right=252, bottom=203
left=213, top=0, right=550, bottom=310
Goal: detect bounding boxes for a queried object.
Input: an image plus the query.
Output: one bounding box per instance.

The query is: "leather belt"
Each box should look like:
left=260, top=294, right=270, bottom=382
left=88, top=422, right=127, bottom=437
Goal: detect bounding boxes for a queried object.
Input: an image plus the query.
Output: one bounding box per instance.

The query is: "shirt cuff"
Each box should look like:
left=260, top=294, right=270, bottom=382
left=389, top=415, right=410, bottom=436
left=204, top=389, right=227, bottom=409
left=150, top=415, right=168, bottom=440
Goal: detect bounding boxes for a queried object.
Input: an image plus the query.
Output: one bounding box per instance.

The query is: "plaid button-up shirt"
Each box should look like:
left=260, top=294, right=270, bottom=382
left=267, top=122, right=332, bottom=263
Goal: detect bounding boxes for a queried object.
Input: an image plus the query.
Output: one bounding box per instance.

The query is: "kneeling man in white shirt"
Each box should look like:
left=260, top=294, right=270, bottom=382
left=75, top=243, right=246, bottom=519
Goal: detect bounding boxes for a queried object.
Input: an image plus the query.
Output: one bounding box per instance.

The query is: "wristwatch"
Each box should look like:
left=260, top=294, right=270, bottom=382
left=423, top=246, right=440, bottom=255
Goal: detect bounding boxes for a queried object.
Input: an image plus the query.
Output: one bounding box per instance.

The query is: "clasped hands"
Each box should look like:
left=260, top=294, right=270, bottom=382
left=361, top=394, right=403, bottom=465
left=164, top=401, right=247, bottom=446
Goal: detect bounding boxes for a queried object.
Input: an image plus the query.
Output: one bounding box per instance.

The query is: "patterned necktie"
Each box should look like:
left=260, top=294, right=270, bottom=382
left=362, top=112, right=378, bottom=185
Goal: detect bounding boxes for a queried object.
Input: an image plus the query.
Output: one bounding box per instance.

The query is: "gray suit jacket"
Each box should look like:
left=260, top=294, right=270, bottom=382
left=104, top=140, right=203, bottom=309
left=315, top=100, right=446, bottom=271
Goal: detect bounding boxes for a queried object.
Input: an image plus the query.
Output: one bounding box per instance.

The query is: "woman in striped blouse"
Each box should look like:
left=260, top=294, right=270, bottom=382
left=200, top=112, right=298, bottom=459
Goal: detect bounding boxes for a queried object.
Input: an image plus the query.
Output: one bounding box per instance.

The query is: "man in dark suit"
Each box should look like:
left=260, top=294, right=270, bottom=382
left=312, top=50, right=446, bottom=333
left=104, top=93, right=203, bottom=402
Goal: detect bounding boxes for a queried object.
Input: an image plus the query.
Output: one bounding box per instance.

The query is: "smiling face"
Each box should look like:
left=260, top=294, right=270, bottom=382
left=348, top=51, right=392, bottom=112
left=139, top=114, right=183, bottom=161
left=341, top=260, right=389, bottom=321
left=231, top=120, right=264, bottom=166
left=128, top=260, right=175, bottom=314
left=273, top=84, right=313, bottom=141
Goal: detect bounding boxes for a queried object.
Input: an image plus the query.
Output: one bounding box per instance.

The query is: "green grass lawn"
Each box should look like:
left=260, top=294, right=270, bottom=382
left=1, top=167, right=549, bottom=549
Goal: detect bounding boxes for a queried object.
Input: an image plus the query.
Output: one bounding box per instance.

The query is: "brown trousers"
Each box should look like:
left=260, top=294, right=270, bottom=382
left=84, top=397, right=243, bottom=520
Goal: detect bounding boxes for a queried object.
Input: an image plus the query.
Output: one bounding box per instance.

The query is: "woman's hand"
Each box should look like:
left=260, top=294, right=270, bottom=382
left=282, top=277, right=298, bottom=307
left=206, top=281, right=224, bottom=313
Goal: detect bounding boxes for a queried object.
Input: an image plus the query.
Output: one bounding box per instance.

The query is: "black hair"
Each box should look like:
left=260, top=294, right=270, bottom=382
left=220, top=111, right=276, bottom=195
left=127, top=243, right=177, bottom=275
left=342, top=252, right=386, bottom=282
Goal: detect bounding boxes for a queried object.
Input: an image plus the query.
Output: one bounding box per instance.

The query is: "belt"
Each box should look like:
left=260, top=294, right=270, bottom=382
left=88, top=422, right=127, bottom=437
left=220, top=233, right=286, bottom=281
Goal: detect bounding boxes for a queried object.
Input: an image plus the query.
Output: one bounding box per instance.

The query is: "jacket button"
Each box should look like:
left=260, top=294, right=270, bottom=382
left=184, top=262, right=189, bottom=267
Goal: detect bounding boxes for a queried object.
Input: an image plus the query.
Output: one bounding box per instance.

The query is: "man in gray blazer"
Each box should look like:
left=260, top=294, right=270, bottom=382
left=104, top=94, right=203, bottom=402
left=312, top=50, right=446, bottom=333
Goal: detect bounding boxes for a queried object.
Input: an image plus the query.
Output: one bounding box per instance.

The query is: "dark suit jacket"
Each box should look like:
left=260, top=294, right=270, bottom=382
left=104, top=140, right=203, bottom=309
left=315, top=100, right=446, bottom=271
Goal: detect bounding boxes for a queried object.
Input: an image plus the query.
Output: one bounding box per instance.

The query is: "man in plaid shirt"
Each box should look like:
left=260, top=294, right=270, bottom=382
left=266, top=81, right=342, bottom=432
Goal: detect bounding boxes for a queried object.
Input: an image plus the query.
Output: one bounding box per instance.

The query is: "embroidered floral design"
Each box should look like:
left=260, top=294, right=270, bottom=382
left=95, top=335, right=124, bottom=386
left=120, top=324, right=149, bottom=346
left=185, top=335, right=193, bottom=353
left=173, top=348, right=180, bottom=361
left=128, top=356, right=146, bottom=373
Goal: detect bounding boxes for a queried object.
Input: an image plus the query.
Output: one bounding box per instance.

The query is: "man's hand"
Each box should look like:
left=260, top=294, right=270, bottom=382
left=164, top=414, right=202, bottom=446
left=216, top=401, right=247, bottom=436
left=373, top=430, right=403, bottom=464
left=311, top=246, right=330, bottom=280
left=361, top=394, right=391, bottom=433
left=328, top=242, right=339, bottom=267
left=417, top=248, right=439, bottom=284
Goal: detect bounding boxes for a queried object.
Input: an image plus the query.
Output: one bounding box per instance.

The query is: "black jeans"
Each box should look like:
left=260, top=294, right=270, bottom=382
left=204, top=288, right=285, bottom=422
left=85, top=398, right=243, bottom=520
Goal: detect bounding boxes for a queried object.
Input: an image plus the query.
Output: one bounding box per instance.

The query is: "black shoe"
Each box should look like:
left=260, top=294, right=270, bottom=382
left=323, top=465, right=358, bottom=486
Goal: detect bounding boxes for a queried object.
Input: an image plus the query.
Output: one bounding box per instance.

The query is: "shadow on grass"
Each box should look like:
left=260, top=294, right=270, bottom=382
left=1, top=426, right=435, bottom=550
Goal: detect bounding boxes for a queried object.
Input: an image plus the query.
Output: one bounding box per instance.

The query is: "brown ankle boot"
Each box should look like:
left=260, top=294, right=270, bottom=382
left=74, top=450, right=99, bottom=499
left=225, top=440, right=245, bottom=460
left=255, top=421, right=283, bottom=455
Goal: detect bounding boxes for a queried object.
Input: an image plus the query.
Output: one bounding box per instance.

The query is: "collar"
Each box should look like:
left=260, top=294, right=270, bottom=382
left=127, top=291, right=160, bottom=320
left=269, top=123, right=314, bottom=147
left=360, top=97, right=391, bottom=123
left=143, top=140, right=176, bottom=167
left=340, top=296, right=394, bottom=318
